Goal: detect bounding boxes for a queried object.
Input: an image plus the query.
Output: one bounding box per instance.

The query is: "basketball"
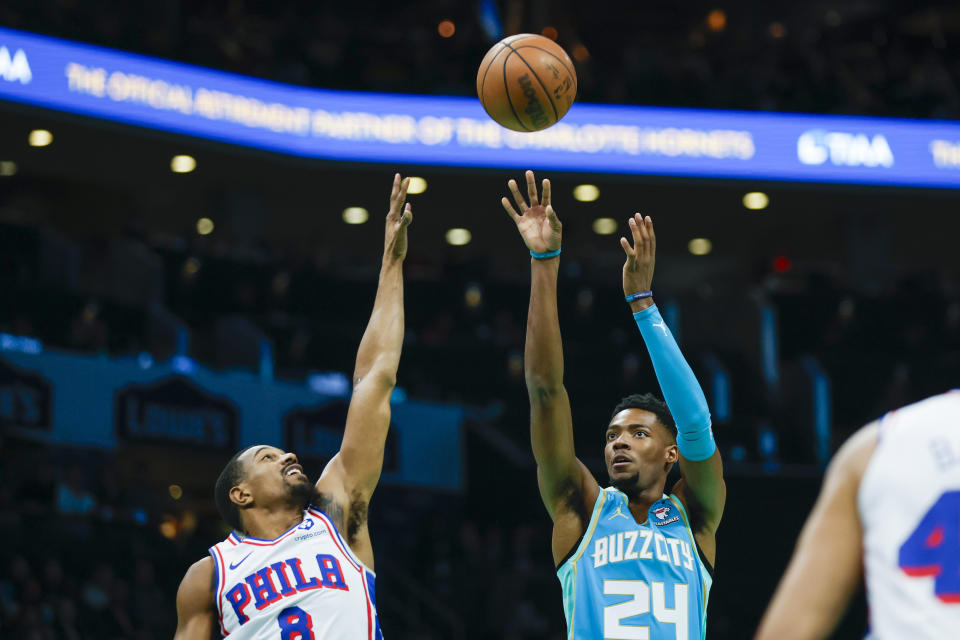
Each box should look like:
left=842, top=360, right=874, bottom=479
left=476, top=34, right=578, bottom=132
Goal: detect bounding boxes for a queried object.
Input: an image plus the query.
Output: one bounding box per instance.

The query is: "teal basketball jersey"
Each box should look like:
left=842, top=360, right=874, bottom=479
left=557, top=487, right=713, bottom=640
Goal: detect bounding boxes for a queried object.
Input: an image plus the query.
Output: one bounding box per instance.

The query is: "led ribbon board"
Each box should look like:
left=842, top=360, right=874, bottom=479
left=2, top=26, right=960, bottom=187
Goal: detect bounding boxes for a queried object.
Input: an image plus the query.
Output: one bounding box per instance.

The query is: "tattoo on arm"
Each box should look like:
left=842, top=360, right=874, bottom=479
left=312, top=491, right=346, bottom=533
left=312, top=490, right=370, bottom=546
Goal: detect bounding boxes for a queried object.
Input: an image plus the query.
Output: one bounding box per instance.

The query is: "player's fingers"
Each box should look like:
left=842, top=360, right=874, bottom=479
left=502, top=197, right=521, bottom=222
left=390, top=172, right=400, bottom=202
left=398, top=177, right=410, bottom=204
left=402, top=202, right=413, bottom=226
left=628, top=215, right=641, bottom=248
left=526, top=170, right=539, bottom=206
left=646, top=216, right=656, bottom=253
left=508, top=179, right=528, bottom=212
left=542, top=179, right=551, bottom=207
left=545, top=205, right=561, bottom=232
left=620, top=236, right=634, bottom=256
left=635, top=213, right=650, bottom=256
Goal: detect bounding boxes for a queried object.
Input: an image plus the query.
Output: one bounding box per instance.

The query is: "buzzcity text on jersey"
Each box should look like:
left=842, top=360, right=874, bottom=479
left=558, top=487, right=713, bottom=640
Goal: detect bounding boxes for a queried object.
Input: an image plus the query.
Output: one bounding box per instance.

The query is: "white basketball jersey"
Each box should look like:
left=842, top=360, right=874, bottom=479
left=209, top=506, right=382, bottom=640
left=858, top=391, right=960, bottom=639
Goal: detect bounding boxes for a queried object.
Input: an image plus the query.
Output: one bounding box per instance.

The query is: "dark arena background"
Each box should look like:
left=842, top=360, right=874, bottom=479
left=1, top=1, right=959, bottom=638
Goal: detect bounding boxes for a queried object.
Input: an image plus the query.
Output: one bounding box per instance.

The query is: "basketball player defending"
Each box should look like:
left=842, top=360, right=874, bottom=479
left=502, top=171, right=725, bottom=639
left=173, top=173, right=413, bottom=640
left=756, top=391, right=960, bottom=639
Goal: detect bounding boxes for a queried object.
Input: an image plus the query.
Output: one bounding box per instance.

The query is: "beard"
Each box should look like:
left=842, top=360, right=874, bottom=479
left=610, top=471, right=641, bottom=497
left=287, top=476, right=315, bottom=509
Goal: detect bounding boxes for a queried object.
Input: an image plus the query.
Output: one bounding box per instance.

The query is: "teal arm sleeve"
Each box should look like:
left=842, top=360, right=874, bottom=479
left=633, top=304, right=716, bottom=461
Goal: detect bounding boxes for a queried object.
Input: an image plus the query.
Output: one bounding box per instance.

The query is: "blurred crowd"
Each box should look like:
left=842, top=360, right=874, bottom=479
left=0, top=452, right=182, bottom=639
left=0, top=0, right=958, bottom=118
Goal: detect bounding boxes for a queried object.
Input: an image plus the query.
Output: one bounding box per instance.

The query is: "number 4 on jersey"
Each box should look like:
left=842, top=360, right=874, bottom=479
left=898, top=490, right=960, bottom=603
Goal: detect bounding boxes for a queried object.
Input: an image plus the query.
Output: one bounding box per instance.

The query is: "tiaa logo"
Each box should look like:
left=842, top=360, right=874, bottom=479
left=0, top=46, right=32, bottom=84
left=797, top=129, right=894, bottom=168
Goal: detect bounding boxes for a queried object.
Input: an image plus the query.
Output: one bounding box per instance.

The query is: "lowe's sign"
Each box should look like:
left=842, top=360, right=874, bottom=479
left=0, top=26, right=959, bottom=188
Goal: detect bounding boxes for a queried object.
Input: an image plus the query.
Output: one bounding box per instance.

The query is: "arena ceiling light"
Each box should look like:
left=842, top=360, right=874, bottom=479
left=437, top=20, right=455, bottom=38
left=28, top=129, right=53, bottom=147
left=0, top=161, right=16, bottom=176
left=170, top=154, right=196, bottom=173
left=573, top=184, right=600, bottom=202
left=407, top=177, right=427, bottom=194
left=342, top=207, right=369, bottom=224
left=445, top=228, right=472, bottom=246
left=196, top=217, right=214, bottom=236
left=743, top=191, right=770, bottom=210
left=592, top=218, right=617, bottom=235
left=688, top=238, right=713, bottom=256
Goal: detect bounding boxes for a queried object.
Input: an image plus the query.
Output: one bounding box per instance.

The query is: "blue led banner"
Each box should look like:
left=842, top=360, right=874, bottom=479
left=1, top=26, right=960, bottom=187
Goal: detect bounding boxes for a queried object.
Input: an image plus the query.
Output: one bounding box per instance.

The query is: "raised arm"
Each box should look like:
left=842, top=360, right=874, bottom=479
left=620, top=214, right=725, bottom=560
left=317, top=173, right=412, bottom=505
left=502, top=171, right=599, bottom=533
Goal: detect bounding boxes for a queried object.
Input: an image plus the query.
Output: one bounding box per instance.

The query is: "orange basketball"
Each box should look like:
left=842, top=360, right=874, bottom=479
left=476, top=34, right=578, bottom=132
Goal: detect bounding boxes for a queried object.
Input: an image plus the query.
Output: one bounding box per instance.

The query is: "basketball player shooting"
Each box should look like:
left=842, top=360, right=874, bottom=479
left=755, top=391, right=960, bottom=639
left=173, top=173, right=413, bottom=640
left=502, top=170, right=725, bottom=639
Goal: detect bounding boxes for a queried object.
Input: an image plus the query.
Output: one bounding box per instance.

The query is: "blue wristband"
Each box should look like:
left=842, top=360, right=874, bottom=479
left=530, top=248, right=561, bottom=260
left=625, top=291, right=653, bottom=303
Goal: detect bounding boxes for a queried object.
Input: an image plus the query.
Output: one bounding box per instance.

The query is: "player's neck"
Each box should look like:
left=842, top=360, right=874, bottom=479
left=622, top=484, right=666, bottom=522
left=241, top=505, right=305, bottom=540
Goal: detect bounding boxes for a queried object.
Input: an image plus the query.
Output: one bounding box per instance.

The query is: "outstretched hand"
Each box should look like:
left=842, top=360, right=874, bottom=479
left=621, top=213, right=656, bottom=299
left=384, top=173, right=414, bottom=262
left=501, top=170, right=561, bottom=255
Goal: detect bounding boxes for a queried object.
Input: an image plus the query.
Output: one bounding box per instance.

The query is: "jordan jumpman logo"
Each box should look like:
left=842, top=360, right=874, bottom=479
left=608, top=504, right=630, bottom=520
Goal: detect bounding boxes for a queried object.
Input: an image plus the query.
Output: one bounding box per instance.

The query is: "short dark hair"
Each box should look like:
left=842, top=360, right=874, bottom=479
left=610, top=393, right=676, bottom=438
left=215, top=448, right=248, bottom=532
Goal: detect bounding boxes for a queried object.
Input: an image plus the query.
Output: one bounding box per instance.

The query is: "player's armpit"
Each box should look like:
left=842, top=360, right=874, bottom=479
left=173, top=557, right=216, bottom=640
left=539, top=458, right=601, bottom=566
left=754, top=423, right=878, bottom=640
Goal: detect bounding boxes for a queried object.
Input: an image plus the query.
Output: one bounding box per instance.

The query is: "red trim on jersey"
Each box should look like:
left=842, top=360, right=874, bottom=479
left=359, top=567, right=374, bottom=640
left=308, top=508, right=373, bottom=640
left=211, top=545, right=230, bottom=637
left=227, top=533, right=239, bottom=546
